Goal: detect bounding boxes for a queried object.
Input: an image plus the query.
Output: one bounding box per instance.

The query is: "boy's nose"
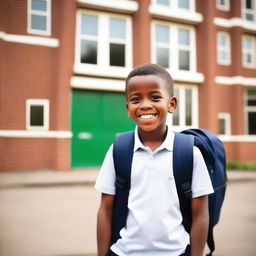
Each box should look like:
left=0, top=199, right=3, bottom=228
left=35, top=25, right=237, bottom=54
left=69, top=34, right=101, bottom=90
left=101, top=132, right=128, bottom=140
left=139, top=99, right=153, bottom=110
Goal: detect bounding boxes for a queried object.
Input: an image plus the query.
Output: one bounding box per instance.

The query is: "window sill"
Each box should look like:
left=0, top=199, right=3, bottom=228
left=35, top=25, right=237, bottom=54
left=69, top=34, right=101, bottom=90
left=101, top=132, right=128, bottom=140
left=77, top=0, right=139, bottom=14
left=71, top=76, right=125, bottom=92
left=171, top=70, right=205, bottom=83
left=218, top=135, right=256, bottom=142
left=149, top=5, right=203, bottom=24
left=74, top=64, right=131, bottom=79
left=214, top=17, right=256, bottom=33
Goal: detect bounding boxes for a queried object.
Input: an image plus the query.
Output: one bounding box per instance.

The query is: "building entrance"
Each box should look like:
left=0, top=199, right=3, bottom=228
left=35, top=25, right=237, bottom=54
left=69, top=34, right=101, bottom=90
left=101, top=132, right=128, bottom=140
left=71, top=89, right=134, bottom=167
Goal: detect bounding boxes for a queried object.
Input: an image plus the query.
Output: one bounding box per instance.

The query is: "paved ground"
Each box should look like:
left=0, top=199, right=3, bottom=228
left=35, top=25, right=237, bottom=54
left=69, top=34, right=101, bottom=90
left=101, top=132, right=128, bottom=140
left=0, top=170, right=255, bottom=256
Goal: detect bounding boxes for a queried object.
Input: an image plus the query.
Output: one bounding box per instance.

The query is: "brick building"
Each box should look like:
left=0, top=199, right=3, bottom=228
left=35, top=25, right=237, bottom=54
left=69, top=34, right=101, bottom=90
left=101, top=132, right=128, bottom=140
left=1, top=0, right=256, bottom=171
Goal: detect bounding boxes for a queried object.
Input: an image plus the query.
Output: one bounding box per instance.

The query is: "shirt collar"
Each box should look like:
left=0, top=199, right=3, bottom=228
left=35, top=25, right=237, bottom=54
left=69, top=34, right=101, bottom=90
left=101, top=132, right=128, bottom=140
left=133, top=125, right=175, bottom=152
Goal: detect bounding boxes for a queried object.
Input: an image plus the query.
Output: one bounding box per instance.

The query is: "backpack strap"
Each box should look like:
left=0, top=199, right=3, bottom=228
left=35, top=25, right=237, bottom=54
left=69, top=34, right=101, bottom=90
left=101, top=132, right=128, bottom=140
left=173, top=132, right=194, bottom=233
left=111, top=131, right=134, bottom=244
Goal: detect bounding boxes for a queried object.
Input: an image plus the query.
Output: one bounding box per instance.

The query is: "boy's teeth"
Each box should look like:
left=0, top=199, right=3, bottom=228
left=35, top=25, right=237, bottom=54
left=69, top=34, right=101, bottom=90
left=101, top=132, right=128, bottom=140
left=140, top=115, right=154, bottom=119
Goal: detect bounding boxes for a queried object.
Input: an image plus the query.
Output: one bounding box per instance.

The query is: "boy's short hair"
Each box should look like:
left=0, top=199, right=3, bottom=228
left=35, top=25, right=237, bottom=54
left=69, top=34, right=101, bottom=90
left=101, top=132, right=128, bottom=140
left=125, top=63, right=174, bottom=96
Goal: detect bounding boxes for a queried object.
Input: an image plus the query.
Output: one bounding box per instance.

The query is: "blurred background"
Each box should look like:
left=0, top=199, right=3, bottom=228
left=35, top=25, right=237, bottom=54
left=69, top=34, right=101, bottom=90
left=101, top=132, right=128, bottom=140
left=0, top=0, right=256, bottom=255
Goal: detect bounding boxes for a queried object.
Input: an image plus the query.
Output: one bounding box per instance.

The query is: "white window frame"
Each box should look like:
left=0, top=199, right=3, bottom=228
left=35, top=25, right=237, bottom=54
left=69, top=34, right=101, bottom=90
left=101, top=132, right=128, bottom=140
left=244, top=88, right=256, bottom=135
left=153, top=0, right=195, bottom=11
left=27, top=0, right=51, bottom=36
left=74, top=10, right=132, bottom=78
left=242, top=0, right=256, bottom=22
left=26, top=99, right=49, bottom=130
left=217, top=31, right=231, bottom=65
left=218, top=113, right=231, bottom=135
left=152, top=21, right=196, bottom=74
left=242, top=35, right=256, bottom=68
left=171, top=85, right=198, bottom=131
left=216, top=0, right=230, bottom=11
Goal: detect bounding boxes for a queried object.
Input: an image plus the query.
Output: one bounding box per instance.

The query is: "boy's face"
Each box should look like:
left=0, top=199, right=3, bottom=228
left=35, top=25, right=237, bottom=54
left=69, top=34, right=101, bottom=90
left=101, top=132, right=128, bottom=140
left=126, top=75, right=177, bottom=133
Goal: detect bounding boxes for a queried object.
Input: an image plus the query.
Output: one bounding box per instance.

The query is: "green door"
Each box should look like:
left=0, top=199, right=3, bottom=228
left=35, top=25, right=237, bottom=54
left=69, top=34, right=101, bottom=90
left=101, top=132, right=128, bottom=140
left=71, top=89, right=134, bottom=167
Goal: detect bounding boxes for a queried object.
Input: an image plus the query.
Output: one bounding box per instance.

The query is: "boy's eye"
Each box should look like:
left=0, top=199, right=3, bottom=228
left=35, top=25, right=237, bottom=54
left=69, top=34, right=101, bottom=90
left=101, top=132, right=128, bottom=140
left=130, top=96, right=140, bottom=103
left=151, top=95, right=161, bottom=101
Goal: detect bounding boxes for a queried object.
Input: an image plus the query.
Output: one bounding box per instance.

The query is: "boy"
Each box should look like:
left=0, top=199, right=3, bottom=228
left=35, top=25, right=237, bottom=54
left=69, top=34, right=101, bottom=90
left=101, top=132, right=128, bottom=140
left=95, top=64, right=214, bottom=256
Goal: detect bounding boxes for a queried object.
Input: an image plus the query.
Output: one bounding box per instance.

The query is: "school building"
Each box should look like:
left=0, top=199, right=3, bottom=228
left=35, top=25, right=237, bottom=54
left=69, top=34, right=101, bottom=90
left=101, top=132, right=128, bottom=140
left=1, top=0, right=256, bottom=171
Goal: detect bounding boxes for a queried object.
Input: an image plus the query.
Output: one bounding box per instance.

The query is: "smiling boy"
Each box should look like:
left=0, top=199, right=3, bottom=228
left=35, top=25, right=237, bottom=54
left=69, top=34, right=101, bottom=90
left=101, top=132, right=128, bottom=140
left=95, top=64, right=213, bottom=256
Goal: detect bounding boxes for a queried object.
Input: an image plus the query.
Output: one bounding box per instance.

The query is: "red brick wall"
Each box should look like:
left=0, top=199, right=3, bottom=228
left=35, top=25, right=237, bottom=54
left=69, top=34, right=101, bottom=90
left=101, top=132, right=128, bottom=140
left=0, top=138, right=69, bottom=171
left=224, top=142, right=256, bottom=162
left=132, top=0, right=151, bottom=66
left=0, top=0, right=75, bottom=171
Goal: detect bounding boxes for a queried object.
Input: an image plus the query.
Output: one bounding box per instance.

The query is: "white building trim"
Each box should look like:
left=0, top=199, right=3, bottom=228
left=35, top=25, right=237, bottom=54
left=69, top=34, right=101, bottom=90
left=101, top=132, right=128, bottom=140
left=173, top=71, right=204, bottom=83
left=215, top=76, right=256, bottom=86
left=77, top=0, right=139, bottom=13
left=0, top=31, right=59, bottom=47
left=213, top=17, right=256, bottom=32
left=0, top=130, right=72, bottom=138
left=149, top=5, right=203, bottom=24
left=71, top=76, right=125, bottom=91
left=218, top=135, right=256, bottom=142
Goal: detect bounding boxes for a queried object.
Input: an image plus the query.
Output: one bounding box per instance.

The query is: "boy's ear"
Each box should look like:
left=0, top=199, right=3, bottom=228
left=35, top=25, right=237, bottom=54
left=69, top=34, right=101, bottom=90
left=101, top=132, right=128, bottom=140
left=168, top=97, right=177, bottom=113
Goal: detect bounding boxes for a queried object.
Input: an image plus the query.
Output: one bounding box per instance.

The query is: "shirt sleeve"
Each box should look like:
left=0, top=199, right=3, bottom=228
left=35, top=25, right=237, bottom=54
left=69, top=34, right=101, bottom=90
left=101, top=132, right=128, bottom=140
left=94, top=144, right=116, bottom=195
left=191, top=146, right=214, bottom=198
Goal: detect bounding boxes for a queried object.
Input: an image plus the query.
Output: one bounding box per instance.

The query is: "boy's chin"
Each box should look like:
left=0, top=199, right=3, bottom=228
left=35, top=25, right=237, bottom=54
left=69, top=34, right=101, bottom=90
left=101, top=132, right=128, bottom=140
left=137, top=124, right=167, bottom=134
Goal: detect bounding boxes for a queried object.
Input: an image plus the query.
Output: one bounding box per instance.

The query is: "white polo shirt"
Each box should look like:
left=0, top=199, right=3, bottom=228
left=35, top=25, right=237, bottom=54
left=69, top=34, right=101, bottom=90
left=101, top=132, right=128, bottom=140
left=95, top=127, right=214, bottom=256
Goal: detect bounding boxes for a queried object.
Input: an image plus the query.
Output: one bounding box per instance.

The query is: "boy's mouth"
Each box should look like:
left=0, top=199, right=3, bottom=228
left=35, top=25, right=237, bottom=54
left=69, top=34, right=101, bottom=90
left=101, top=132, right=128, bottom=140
left=139, top=114, right=157, bottom=119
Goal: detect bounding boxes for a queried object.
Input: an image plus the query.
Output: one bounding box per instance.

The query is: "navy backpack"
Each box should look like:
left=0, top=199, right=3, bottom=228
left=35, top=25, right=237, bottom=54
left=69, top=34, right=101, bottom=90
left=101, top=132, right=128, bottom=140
left=112, top=128, right=227, bottom=256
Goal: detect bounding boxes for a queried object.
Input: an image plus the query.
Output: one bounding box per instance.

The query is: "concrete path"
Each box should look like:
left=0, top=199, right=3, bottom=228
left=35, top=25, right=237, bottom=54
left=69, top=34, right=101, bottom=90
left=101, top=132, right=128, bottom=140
left=1, top=169, right=256, bottom=188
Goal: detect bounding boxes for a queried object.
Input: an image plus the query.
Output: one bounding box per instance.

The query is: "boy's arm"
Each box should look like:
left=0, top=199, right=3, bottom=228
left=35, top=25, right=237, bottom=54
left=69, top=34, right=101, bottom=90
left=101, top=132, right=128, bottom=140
left=190, top=195, right=209, bottom=256
left=97, top=193, right=115, bottom=256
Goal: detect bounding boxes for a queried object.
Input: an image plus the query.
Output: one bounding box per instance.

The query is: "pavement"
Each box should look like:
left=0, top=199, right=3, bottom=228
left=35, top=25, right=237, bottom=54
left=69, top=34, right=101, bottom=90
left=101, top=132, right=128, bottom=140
left=0, top=168, right=256, bottom=188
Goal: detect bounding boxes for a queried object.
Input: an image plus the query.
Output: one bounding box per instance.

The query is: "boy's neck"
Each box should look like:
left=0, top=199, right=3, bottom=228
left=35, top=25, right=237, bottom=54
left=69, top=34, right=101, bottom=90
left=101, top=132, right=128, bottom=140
left=138, top=125, right=168, bottom=152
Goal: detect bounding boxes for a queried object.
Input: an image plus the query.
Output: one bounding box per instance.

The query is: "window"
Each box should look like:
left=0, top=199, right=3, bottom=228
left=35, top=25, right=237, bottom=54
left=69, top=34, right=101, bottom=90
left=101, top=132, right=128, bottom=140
left=245, top=89, right=256, bottom=134
left=172, top=85, right=198, bottom=129
left=153, top=22, right=196, bottom=72
left=26, top=99, right=49, bottom=130
left=216, top=0, right=230, bottom=11
left=28, top=0, right=51, bottom=35
left=242, top=35, right=256, bottom=68
left=218, top=113, right=231, bottom=135
left=242, top=0, right=256, bottom=22
left=217, top=32, right=231, bottom=65
left=76, top=11, right=132, bottom=77
left=154, top=0, right=193, bottom=11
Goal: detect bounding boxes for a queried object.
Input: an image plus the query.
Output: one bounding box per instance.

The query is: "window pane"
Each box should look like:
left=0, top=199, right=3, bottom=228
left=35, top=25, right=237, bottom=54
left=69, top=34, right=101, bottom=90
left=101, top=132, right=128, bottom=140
left=219, top=0, right=225, bottom=6
left=220, top=51, right=227, bottom=61
left=179, top=29, right=190, bottom=45
left=246, top=0, right=252, bottom=9
left=81, top=15, right=98, bottom=36
left=179, top=50, right=190, bottom=70
left=219, top=118, right=226, bottom=134
left=31, top=14, right=47, bottom=30
left=157, top=0, right=170, bottom=6
left=219, top=34, right=227, bottom=46
left=248, top=112, right=256, bottom=134
left=178, top=0, right=189, bottom=9
left=155, top=25, right=169, bottom=43
left=185, top=89, right=192, bottom=125
left=110, top=43, right=125, bottom=66
left=244, top=38, right=252, bottom=49
left=246, top=53, right=252, bottom=64
left=109, top=18, right=126, bottom=39
left=32, top=0, right=47, bottom=11
left=156, top=48, right=169, bottom=68
left=245, top=13, right=254, bottom=21
left=30, top=105, right=44, bottom=126
left=247, top=90, right=256, bottom=106
left=173, top=88, right=179, bottom=125
left=81, top=40, right=97, bottom=64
